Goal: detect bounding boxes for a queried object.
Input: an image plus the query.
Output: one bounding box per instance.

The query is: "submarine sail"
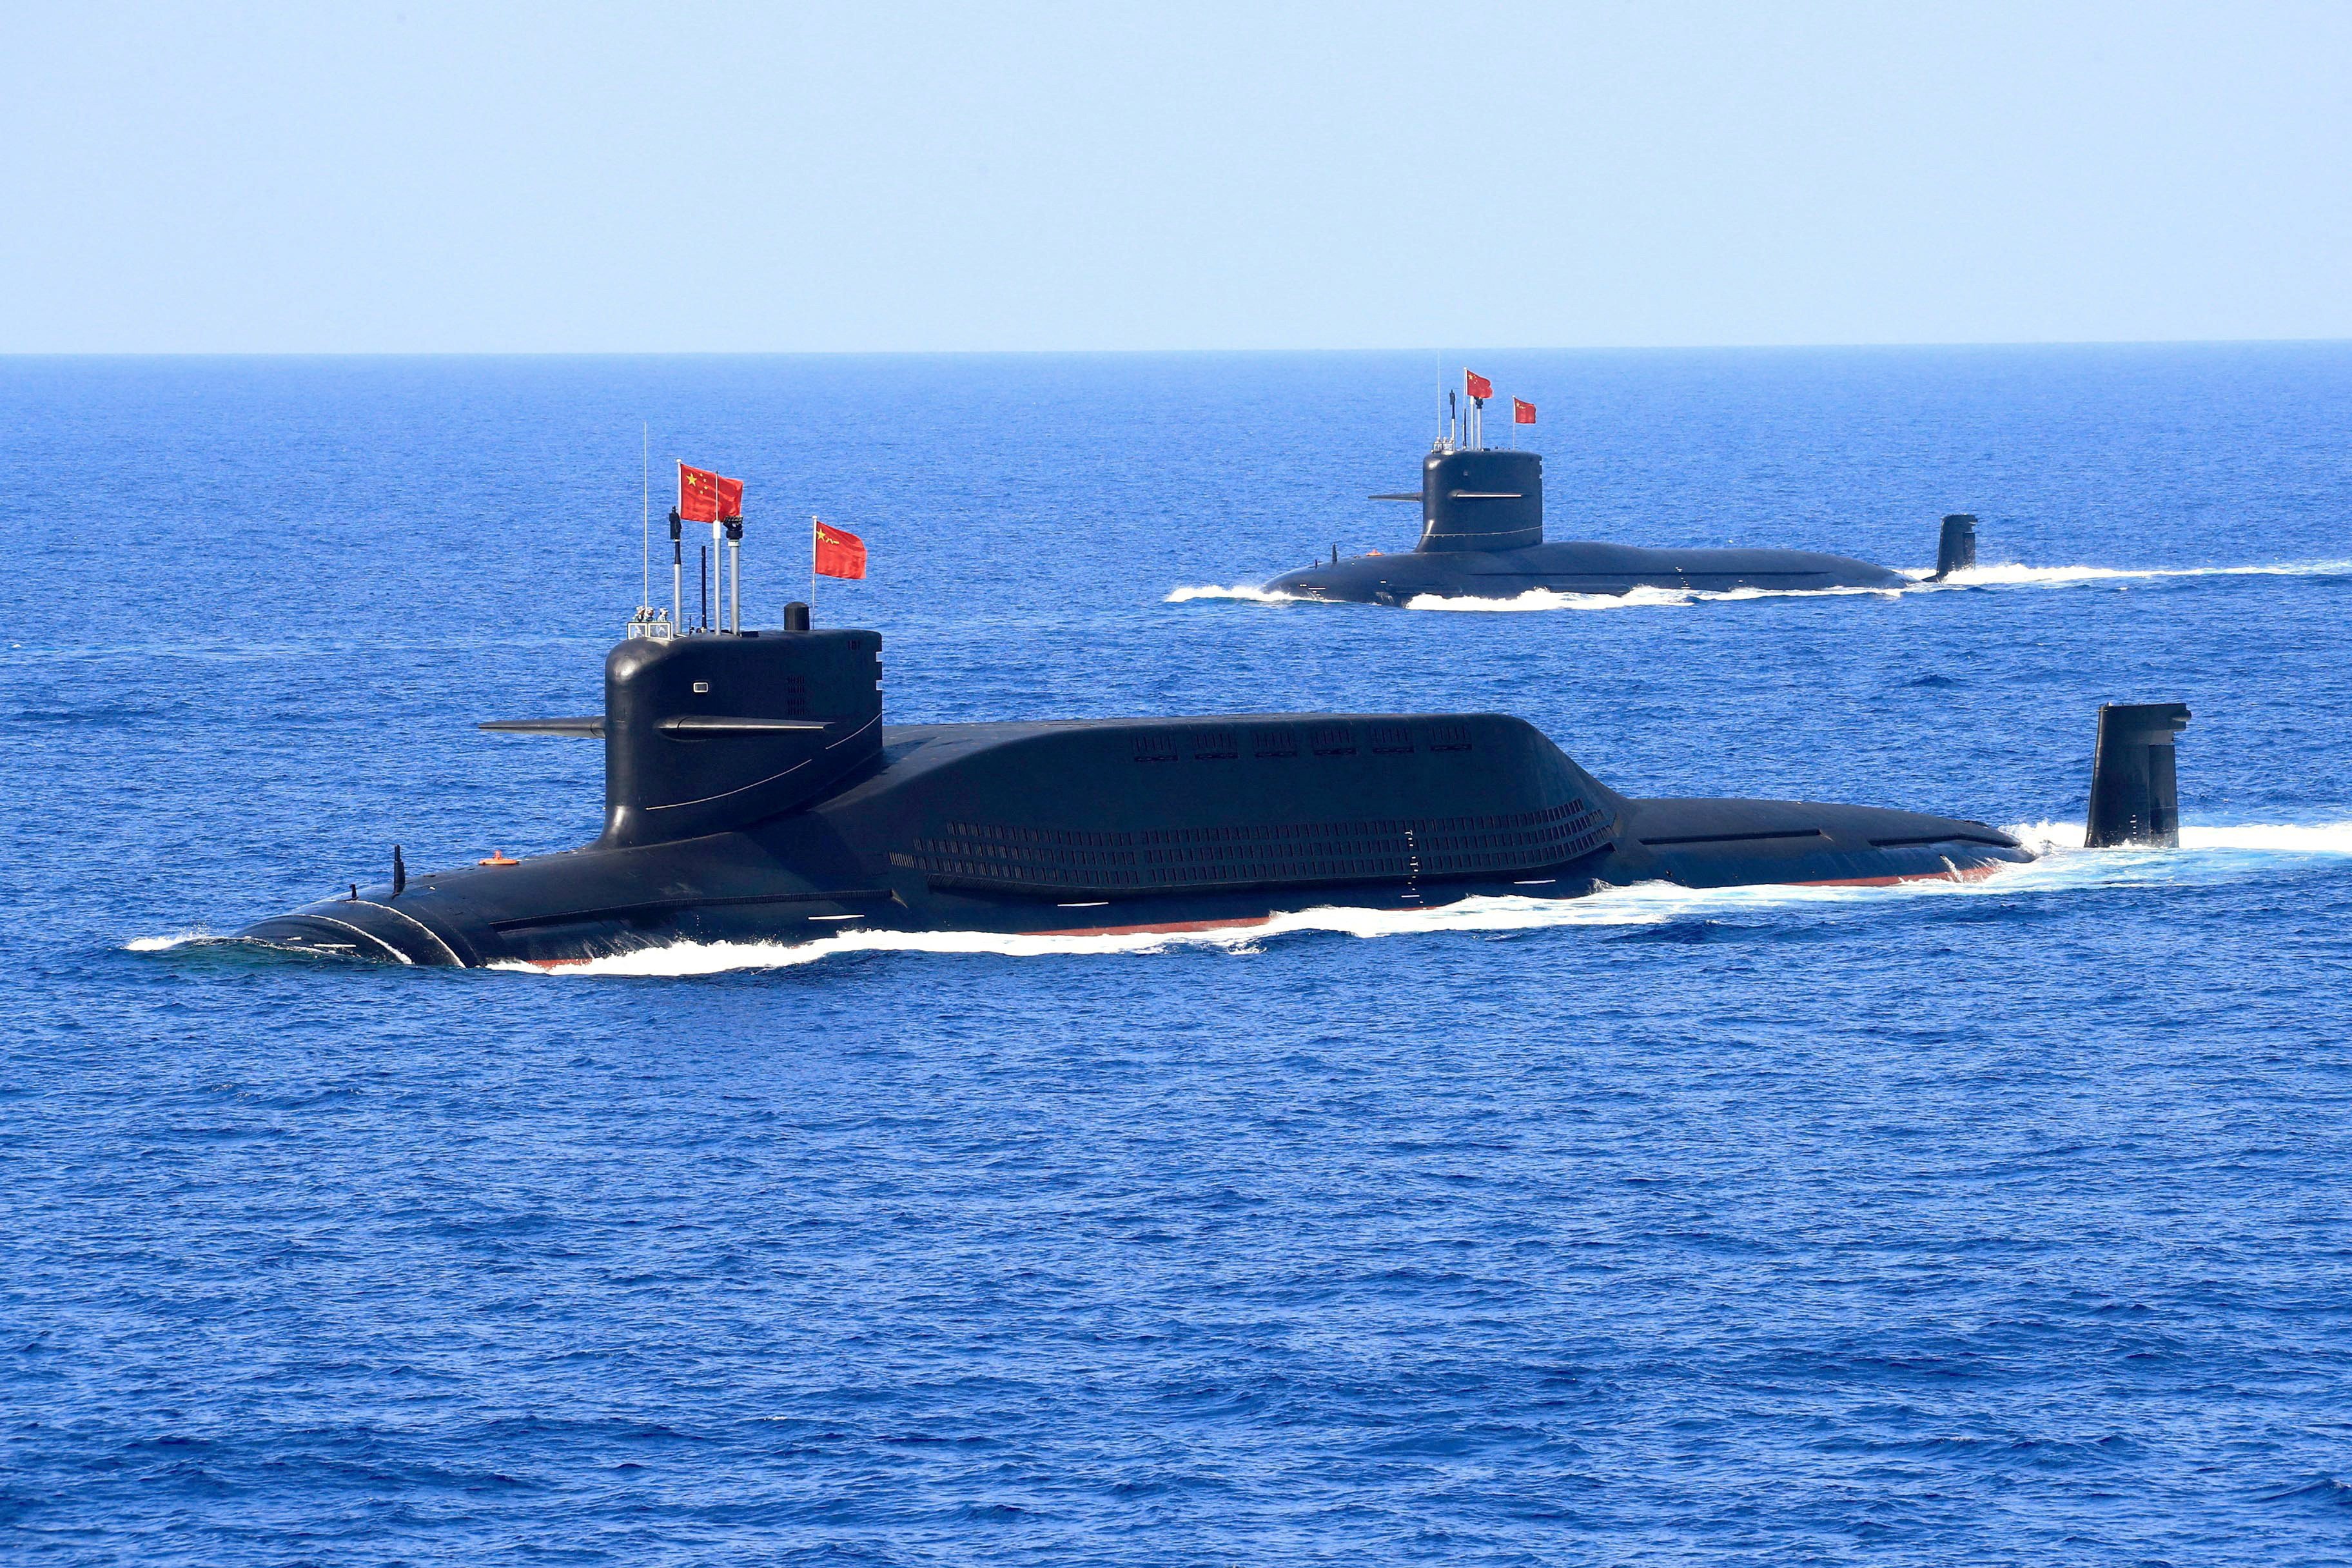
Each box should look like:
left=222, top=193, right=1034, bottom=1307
left=1259, top=375, right=1961, bottom=605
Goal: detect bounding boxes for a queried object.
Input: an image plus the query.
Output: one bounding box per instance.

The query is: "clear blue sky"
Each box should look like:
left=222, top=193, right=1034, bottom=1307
left=5, top=1, right=2347, bottom=352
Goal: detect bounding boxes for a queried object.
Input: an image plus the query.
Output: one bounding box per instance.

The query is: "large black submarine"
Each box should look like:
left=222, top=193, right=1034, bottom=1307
left=236, top=608, right=2186, bottom=970
left=1262, top=414, right=1976, bottom=605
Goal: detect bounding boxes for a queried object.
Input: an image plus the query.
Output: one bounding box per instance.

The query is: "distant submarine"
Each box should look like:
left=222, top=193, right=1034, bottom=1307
left=1262, top=427, right=1978, bottom=605
left=235, top=611, right=2186, bottom=970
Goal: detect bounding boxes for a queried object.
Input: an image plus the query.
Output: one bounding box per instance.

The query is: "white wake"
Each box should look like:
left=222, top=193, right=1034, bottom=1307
left=125, top=930, right=211, bottom=952
left=1909, top=560, right=2352, bottom=589
left=1405, top=582, right=1901, bottom=612
left=494, top=885, right=1952, bottom=977
left=1163, top=583, right=1300, bottom=605
left=484, top=819, right=2352, bottom=977
left=2006, top=818, right=2352, bottom=857
left=1172, top=560, right=2352, bottom=613
left=1407, top=560, right=2352, bottom=612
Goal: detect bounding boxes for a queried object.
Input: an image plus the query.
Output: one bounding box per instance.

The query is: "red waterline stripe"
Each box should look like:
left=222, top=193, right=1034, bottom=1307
left=1037, top=914, right=1277, bottom=939
left=1790, top=863, right=2005, bottom=888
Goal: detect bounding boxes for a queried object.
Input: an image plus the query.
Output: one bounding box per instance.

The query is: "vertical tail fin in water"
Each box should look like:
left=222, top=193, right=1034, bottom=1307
left=2085, top=702, right=2191, bottom=848
left=1931, top=514, right=1977, bottom=580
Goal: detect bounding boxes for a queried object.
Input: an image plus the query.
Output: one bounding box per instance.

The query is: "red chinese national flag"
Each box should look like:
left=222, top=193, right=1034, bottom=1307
left=1513, top=397, right=1537, bottom=425
left=814, top=519, right=867, bottom=580
left=1464, top=369, right=1494, bottom=400
left=678, top=462, right=744, bottom=523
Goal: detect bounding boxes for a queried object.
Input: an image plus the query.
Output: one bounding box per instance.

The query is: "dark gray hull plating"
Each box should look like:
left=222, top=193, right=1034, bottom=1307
left=1265, top=538, right=1910, bottom=605
left=1257, top=444, right=1917, bottom=603
left=240, top=711, right=2028, bottom=970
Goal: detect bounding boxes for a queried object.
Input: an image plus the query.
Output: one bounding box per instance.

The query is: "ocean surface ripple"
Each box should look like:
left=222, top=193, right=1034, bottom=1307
left=7, top=346, right=2352, bottom=1564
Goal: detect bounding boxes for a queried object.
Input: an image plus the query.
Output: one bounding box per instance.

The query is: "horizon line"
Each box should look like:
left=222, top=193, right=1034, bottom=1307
left=3, top=335, right=2351, bottom=360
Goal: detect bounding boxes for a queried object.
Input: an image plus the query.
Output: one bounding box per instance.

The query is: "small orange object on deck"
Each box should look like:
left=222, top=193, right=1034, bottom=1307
left=478, top=850, right=520, bottom=867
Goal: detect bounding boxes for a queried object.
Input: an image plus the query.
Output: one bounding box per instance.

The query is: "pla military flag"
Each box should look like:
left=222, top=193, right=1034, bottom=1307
left=814, top=519, right=867, bottom=580
left=1513, top=397, right=1537, bottom=424
left=1464, top=369, right=1494, bottom=400
left=678, top=462, right=744, bottom=523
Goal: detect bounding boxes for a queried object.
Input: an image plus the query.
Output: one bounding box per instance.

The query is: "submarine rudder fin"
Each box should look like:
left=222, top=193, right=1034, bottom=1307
left=1930, top=514, right=1977, bottom=580
left=2084, top=701, right=2190, bottom=848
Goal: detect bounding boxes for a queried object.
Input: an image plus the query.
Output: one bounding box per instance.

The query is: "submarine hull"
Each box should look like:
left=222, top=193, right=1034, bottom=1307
left=1266, top=539, right=1910, bottom=605
left=1256, top=445, right=1912, bottom=604
left=238, top=712, right=2029, bottom=969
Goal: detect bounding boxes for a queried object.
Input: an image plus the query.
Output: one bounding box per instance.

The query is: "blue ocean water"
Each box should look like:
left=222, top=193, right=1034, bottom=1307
left=6, top=346, right=2352, bottom=1563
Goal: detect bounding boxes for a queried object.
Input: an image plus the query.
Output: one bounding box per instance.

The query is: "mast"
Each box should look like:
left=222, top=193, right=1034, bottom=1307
left=725, top=517, right=743, bottom=633
left=669, top=507, right=683, bottom=629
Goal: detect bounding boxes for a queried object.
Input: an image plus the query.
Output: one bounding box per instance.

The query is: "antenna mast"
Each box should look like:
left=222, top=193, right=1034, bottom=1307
left=725, top=517, right=743, bottom=634
left=669, top=466, right=684, bottom=631
left=640, top=424, right=649, bottom=609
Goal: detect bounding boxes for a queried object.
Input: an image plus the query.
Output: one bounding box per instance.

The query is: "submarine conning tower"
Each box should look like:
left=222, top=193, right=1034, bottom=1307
left=598, top=624, right=883, bottom=848
left=1416, top=447, right=1543, bottom=553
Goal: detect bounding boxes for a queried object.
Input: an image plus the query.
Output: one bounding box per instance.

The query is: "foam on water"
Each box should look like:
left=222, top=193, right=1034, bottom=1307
left=124, top=930, right=210, bottom=952
left=1163, top=583, right=1300, bottom=604
left=1410, top=560, right=2352, bottom=611
left=1173, top=560, right=2352, bottom=614
left=2008, top=818, right=2352, bottom=858
left=1405, top=582, right=1901, bottom=612
left=493, top=885, right=1934, bottom=977
left=1910, top=559, right=2352, bottom=589
left=462, top=820, right=2352, bottom=977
